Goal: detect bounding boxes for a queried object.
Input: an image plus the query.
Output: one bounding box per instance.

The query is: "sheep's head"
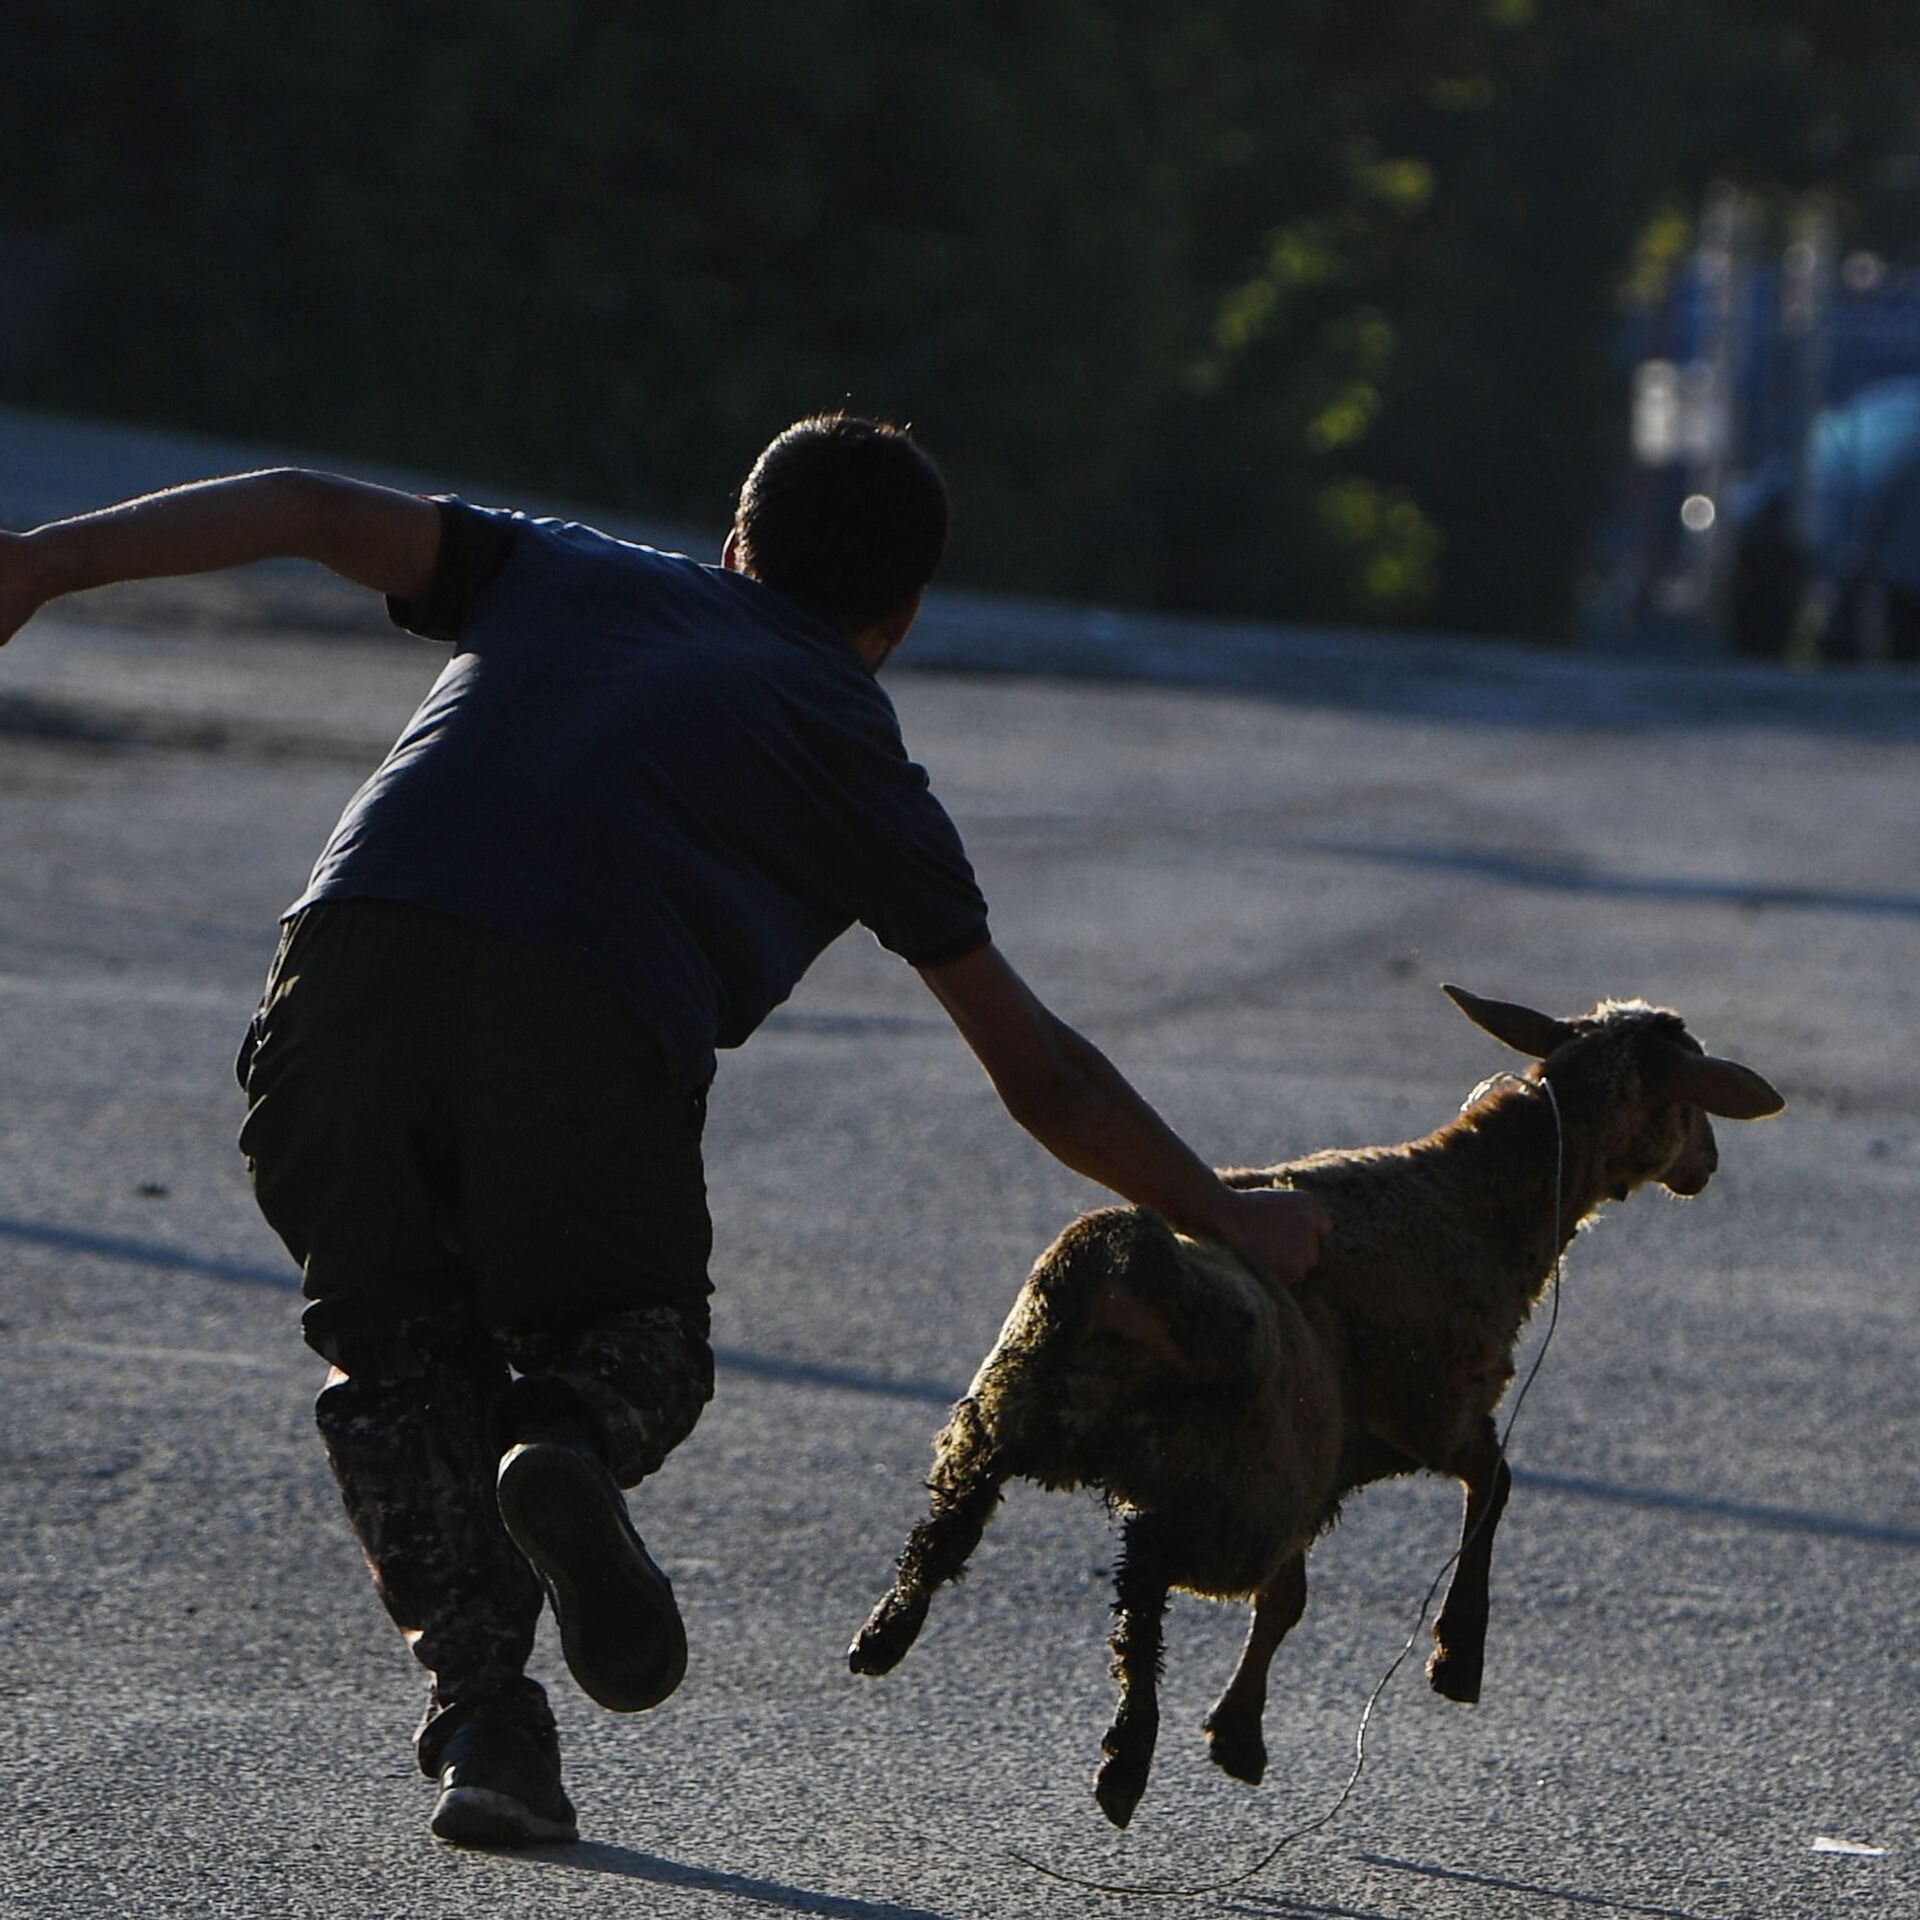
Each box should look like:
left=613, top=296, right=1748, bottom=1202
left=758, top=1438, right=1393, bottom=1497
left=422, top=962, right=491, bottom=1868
left=1441, top=984, right=1784, bottom=1202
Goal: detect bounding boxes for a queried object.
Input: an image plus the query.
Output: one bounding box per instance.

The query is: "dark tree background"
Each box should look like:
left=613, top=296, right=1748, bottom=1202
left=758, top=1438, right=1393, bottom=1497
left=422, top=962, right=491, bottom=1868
left=6, top=0, right=1920, bottom=635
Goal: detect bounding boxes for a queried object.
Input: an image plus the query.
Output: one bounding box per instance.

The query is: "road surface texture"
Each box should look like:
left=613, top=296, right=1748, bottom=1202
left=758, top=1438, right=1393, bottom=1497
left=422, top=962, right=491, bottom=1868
left=2, top=408, right=1915, bottom=1917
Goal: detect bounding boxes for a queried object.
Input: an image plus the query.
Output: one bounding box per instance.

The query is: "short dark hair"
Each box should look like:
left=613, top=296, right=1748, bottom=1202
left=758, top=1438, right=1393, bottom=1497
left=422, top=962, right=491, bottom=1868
left=732, top=414, right=948, bottom=630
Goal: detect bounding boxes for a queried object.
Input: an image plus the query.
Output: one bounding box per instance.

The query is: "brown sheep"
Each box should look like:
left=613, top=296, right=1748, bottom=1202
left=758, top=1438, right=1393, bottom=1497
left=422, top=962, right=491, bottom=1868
left=848, top=985, right=1784, bottom=1828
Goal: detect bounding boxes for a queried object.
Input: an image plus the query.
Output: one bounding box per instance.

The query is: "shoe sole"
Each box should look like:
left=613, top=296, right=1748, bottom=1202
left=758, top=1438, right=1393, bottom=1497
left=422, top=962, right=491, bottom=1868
left=496, top=1442, right=688, bottom=1713
left=431, top=1784, right=578, bottom=1848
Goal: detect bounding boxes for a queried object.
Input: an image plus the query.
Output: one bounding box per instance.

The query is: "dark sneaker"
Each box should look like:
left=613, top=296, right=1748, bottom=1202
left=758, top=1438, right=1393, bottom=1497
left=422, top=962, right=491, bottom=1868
left=429, top=1721, right=578, bottom=1848
left=495, top=1440, right=688, bottom=1713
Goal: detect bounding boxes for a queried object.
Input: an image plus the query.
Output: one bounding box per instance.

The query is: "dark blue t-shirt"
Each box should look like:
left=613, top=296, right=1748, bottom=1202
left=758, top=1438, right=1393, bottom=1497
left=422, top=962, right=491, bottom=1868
left=290, top=501, right=990, bottom=1088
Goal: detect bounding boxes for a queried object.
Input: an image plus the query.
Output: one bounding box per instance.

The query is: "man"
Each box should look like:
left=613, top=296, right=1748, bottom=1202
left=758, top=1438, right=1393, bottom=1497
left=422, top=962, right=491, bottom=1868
left=0, top=415, right=1328, bottom=1846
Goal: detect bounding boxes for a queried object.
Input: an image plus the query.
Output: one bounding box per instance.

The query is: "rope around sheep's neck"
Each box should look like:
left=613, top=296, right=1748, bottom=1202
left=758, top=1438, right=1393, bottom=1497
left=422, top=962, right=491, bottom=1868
left=1470, top=1066, right=1582, bottom=1257
left=1005, top=1073, right=1569, bottom=1901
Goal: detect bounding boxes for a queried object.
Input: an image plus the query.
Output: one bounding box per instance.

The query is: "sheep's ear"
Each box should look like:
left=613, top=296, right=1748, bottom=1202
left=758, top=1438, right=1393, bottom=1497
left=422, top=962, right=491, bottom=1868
left=1657, top=1049, right=1786, bottom=1120
left=1441, top=983, right=1577, bottom=1060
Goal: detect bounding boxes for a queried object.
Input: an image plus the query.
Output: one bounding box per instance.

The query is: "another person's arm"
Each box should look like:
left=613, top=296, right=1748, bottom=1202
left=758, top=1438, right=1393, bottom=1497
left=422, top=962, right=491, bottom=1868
left=0, top=469, right=443, bottom=646
left=919, top=941, right=1330, bottom=1287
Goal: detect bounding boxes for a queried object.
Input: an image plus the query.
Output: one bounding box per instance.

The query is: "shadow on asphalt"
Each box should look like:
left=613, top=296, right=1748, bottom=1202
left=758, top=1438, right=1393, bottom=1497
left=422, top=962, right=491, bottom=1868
left=511, top=1838, right=956, bottom=1919
left=897, top=615, right=1920, bottom=747
left=1215, top=1901, right=1420, bottom=1920
left=9, top=1211, right=1918, bottom=1552
left=1351, top=1852, right=1713, bottom=1919
left=1288, top=837, right=1920, bottom=922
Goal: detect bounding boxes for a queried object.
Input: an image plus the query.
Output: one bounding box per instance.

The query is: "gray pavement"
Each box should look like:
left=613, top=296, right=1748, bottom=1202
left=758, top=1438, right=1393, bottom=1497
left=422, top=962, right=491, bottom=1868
left=1, top=412, right=1916, bottom=1917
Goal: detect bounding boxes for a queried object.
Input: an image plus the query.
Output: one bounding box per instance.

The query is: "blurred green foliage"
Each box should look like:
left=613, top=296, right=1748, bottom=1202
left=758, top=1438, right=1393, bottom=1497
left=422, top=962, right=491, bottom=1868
left=6, top=0, right=1919, bottom=634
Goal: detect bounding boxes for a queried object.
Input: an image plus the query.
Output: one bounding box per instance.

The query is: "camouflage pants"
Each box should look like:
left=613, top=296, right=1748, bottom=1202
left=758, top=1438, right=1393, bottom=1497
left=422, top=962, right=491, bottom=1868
left=237, top=901, right=717, bottom=1767
left=307, top=1297, right=712, bottom=1770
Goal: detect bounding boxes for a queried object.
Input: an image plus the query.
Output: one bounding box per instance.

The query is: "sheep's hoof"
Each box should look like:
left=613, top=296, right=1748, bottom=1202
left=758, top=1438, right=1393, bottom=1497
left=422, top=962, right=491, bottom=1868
left=1426, top=1640, right=1483, bottom=1704
left=1094, top=1720, right=1157, bottom=1830
left=1203, top=1712, right=1267, bottom=1786
left=1093, top=1750, right=1151, bottom=1830
left=847, top=1591, right=928, bottom=1676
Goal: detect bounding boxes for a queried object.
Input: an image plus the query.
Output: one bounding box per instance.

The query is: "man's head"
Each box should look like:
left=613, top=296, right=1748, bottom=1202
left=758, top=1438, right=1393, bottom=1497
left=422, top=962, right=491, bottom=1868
left=725, top=415, right=947, bottom=661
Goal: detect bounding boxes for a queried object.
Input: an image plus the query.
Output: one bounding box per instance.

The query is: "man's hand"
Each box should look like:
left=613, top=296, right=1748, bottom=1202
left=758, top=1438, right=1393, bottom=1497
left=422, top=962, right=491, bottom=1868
left=1202, top=1184, right=1331, bottom=1288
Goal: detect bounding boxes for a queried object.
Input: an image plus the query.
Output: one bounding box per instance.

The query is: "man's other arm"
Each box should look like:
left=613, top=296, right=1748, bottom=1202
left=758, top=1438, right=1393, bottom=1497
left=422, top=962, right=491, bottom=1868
left=918, top=941, right=1330, bottom=1288
left=0, top=469, right=442, bottom=646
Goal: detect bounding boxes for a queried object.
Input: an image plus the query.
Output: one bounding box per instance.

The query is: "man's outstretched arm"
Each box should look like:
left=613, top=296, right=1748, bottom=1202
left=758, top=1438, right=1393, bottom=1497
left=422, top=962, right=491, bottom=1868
left=0, top=469, right=442, bottom=646
left=918, top=941, right=1331, bottom=1288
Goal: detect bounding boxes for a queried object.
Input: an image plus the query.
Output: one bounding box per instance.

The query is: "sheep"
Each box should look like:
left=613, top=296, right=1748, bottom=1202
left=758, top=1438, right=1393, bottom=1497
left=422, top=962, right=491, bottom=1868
left=848, top=984, right=1784, bottom=1829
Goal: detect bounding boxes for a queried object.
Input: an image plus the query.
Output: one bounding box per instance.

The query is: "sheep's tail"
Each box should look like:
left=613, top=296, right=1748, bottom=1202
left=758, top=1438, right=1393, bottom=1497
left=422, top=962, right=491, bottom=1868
left=968, top=1207, right=1263, bottom=1479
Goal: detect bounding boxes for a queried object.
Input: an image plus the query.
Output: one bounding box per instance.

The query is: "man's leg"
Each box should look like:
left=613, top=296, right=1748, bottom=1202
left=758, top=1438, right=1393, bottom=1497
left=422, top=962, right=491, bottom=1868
left=490, top=1305, right=715, bottom=1712
left=305, top=1301, right=576, bottom=1844
left=448, top=928, right=719, bottom=1715
left=238, top=901, right=579, bottom=1844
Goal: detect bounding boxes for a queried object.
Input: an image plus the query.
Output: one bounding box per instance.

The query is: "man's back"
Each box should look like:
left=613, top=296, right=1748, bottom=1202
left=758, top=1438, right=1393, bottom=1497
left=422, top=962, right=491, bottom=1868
left=295, top=504, right=990, bottom=1088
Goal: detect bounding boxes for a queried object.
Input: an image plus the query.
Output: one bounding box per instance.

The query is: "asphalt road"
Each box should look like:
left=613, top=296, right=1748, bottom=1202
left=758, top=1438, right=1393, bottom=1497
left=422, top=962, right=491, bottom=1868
left=2, top=419, right=1916, bottom=1918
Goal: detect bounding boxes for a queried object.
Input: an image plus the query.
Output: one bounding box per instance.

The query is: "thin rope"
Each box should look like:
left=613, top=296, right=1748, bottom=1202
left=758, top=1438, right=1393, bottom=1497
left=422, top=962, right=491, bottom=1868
left=1005, top=1073, right=1569, bottom=1900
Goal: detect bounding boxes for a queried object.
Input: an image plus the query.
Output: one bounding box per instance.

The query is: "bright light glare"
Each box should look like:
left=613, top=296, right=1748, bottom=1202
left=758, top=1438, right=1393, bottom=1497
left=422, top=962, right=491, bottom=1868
left=1680, top=493, right=1716, bottom=532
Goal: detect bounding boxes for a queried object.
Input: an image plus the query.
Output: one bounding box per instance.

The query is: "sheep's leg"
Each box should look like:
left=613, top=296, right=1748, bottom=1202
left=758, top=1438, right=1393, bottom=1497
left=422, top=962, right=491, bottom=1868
left=849, top=1399, right=1006, bottom=1676
left=1094, top=1511, right=1176, bottom=1829
left=1203, top=1553, right=1307, bottom=1786
left=1427, top=1415, right=1511, bottom=1704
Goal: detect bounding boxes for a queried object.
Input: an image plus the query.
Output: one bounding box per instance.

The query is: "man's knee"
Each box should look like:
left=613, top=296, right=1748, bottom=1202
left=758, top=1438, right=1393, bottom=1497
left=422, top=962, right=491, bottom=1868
left=504, top=1306, right=715, bottom=1487
left=306, top=1298, right=512, bottom=1477
left=303, top=1294, right=498, bottom=1380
